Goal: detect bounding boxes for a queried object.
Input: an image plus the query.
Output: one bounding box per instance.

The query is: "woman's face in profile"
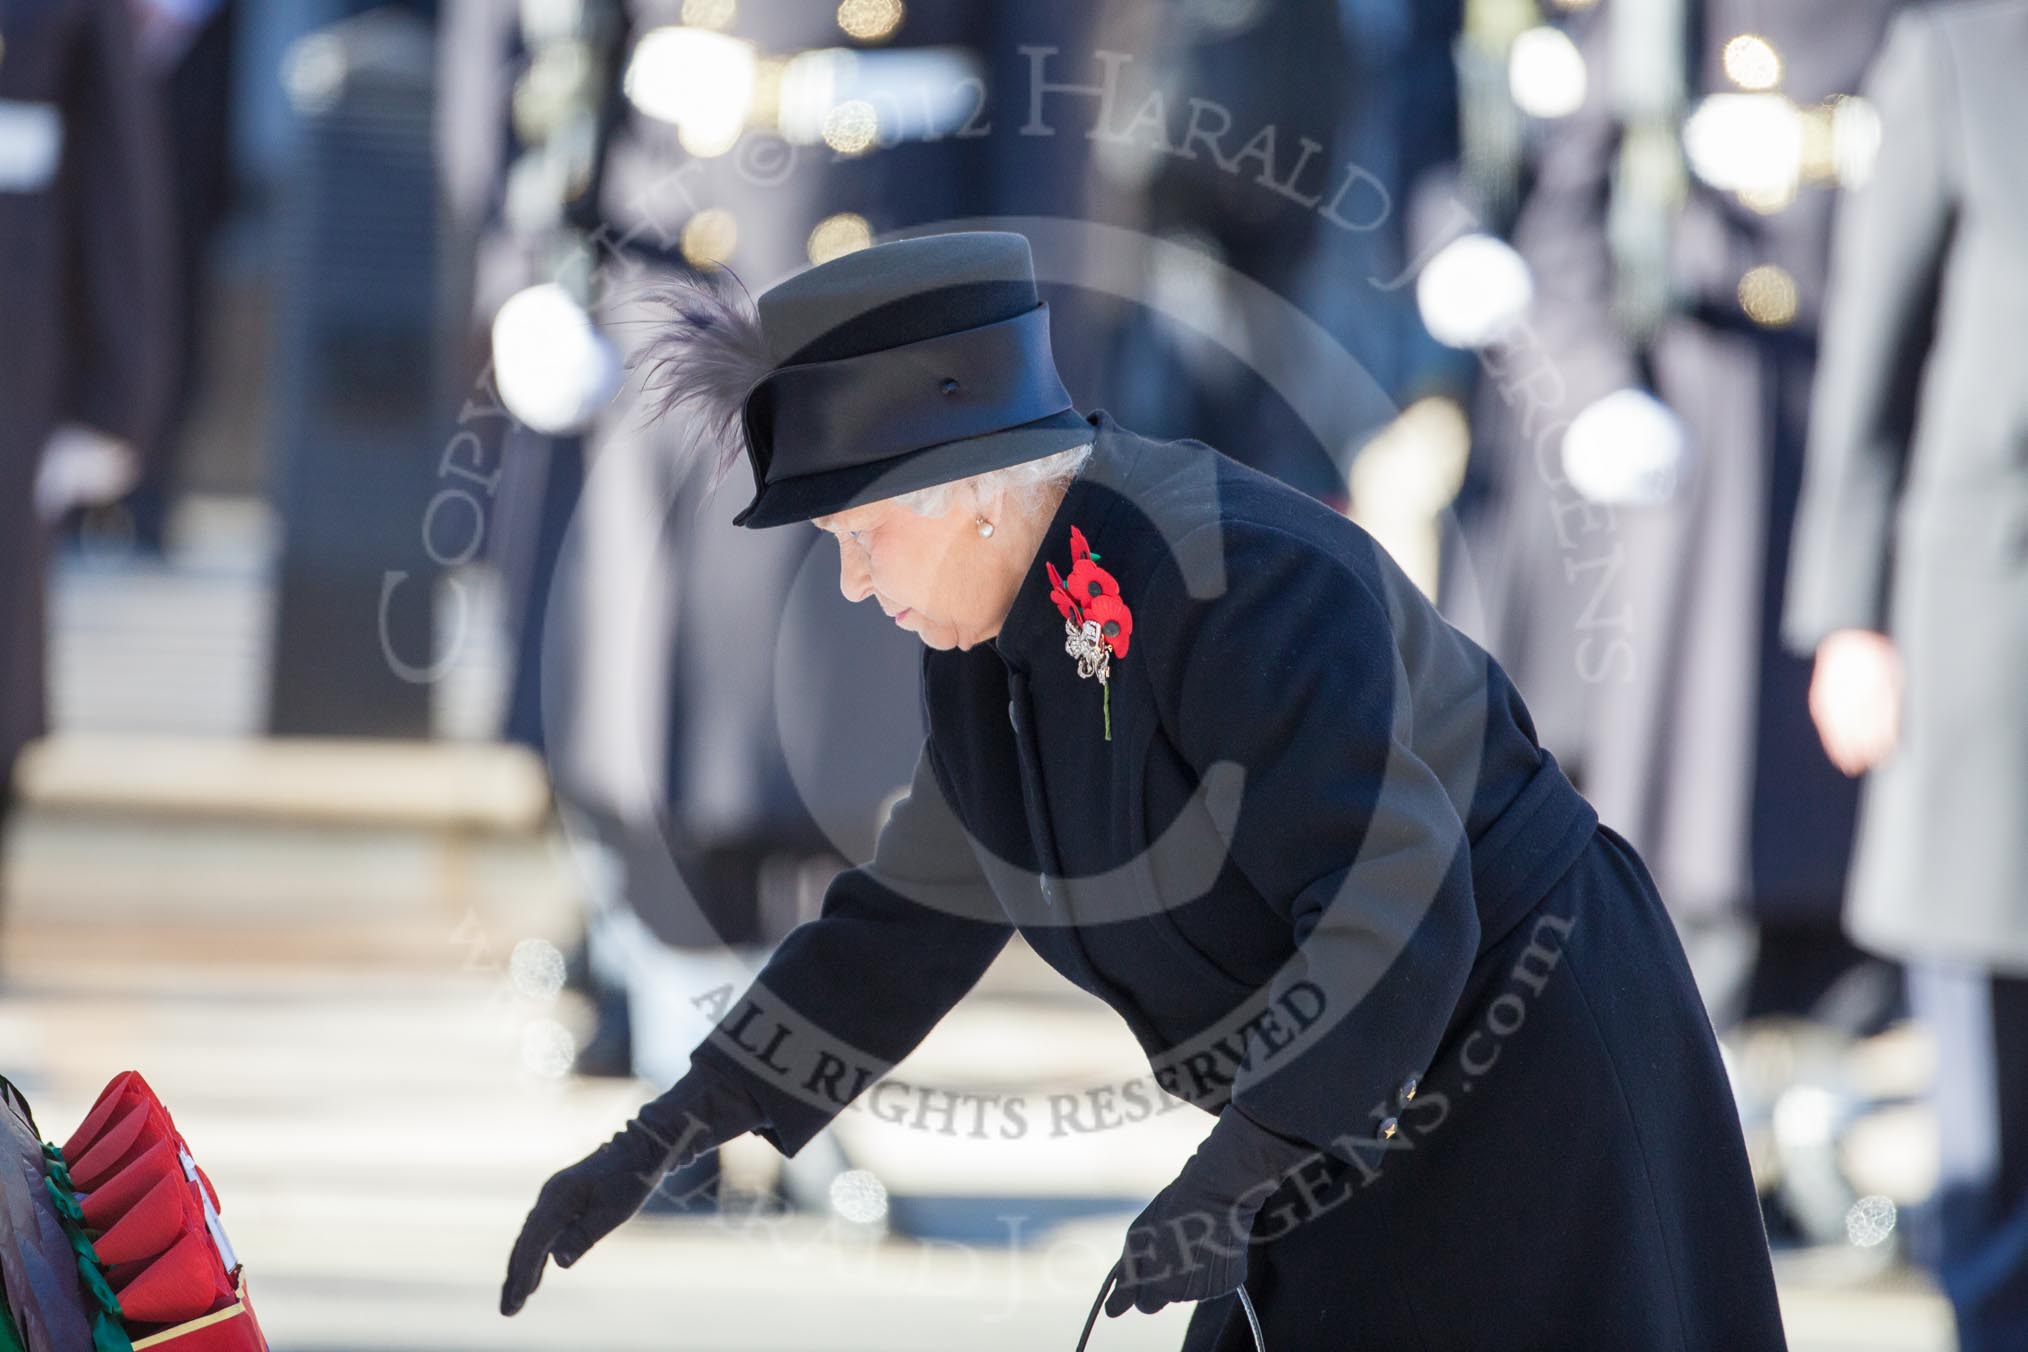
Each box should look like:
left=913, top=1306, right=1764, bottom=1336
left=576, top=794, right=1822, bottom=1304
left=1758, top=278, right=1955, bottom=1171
left=814, top=495, right=1009, bottom=652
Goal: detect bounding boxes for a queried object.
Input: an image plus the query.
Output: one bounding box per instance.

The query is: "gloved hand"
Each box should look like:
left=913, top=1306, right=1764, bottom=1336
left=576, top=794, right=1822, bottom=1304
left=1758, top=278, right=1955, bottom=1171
left=500, top=1067, right=767, bottom=1316
left=1105, top=1103, right=1317, bottom=1318
left=35, top=423, right=139, bottom=522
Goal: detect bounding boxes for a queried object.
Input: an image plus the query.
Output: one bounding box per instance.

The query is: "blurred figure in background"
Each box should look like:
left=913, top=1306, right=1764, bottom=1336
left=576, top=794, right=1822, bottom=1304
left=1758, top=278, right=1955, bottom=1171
left=1435, top=1, right=1607, bottom=765
left=1085, top=0, right=1362, bottom=506
left=1784, top=4, right=2028, bottom=1345
left=483, top=0, right=1014, bottom=1214
left=0, top=0, right=173, bottom=960
left=1072, top=0, right=1479, bottom=591
left=1504, top=0, right=1903, bottom=1039
left=1282, top=0, right=1477, bottom=589
left=439, top=0, right=624, bottom=1065
left=89, top=0, right=238, bottom=553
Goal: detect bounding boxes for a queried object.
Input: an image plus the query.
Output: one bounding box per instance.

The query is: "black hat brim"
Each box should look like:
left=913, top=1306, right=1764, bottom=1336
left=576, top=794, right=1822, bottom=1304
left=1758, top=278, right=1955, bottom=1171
left=731, top=408, right=1097, bottom=529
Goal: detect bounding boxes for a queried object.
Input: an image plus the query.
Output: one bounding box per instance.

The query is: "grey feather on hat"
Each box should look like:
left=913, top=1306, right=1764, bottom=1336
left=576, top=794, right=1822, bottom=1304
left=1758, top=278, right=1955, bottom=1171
left=625, top=267, right=773, bottom=500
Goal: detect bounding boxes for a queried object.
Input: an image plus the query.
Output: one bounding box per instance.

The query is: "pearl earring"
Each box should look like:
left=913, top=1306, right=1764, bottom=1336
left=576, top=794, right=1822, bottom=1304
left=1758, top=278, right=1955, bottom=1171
left=974, top=514, right=995, bottom=538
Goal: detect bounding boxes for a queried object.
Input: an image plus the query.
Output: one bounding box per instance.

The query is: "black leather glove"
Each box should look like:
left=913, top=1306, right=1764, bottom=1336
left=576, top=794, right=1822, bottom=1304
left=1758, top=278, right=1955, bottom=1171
left=500, top=1067, right=768, bottom=1316
left=1105, top=1103, right=1317, bottom=1318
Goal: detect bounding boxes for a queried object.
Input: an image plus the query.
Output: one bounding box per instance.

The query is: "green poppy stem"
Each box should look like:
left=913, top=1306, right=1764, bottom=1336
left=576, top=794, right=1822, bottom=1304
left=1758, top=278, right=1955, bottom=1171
left=1103, top=683, right=1111, bottom=741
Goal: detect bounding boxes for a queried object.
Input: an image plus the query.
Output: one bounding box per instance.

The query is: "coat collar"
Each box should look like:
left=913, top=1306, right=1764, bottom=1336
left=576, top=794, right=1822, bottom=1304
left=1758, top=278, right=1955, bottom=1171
left=987, top=410, right=1148, bottom=675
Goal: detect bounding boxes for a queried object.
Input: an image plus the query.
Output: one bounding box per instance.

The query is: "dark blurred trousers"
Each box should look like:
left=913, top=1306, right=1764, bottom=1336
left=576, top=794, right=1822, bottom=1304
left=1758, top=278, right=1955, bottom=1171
left=0, top=776, right=14, bottom=958
left=1906, top=959, right=2028, bottom=1352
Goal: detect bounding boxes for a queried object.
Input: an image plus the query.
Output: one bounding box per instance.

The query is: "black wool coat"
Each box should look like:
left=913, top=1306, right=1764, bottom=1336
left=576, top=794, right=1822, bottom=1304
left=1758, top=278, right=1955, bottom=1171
left=691, top=411, right=1784, bottom=1348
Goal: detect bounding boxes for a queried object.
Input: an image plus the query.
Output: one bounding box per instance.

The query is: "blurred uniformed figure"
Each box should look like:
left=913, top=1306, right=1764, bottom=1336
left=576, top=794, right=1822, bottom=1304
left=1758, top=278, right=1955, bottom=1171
left=1495, top=0, right=1906, bottom=1038
left=99, top=0, right=237, bottom=553
left=439, top=0, right=616, bottom=777
left=1083, top=0, right=1384, bottom=508
left=482, top=0, right=1020, bottom=1213
left=1435, top=0, right=1604, bottom=760
left=1073, top=0, right=1482, bottom=590
left=1783, top=4, right=2028, bottom=1344
left=437, top=0, right=622, bottom=1066
left=0, top=0, right=173, bottom=957
left=1283, top=0, right=1478, bottom=590
left=1084, top=0, right=1353, bottom=504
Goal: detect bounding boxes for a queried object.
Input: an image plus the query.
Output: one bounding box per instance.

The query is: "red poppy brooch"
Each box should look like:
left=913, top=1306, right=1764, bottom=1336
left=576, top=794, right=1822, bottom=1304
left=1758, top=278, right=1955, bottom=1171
left=1045, top=525, right=1134, bottom=739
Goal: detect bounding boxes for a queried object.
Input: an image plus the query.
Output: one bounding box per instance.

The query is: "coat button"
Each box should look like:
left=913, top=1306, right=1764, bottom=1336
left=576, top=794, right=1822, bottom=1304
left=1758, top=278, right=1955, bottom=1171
left=1377, top=1115, right=1400, bottom=1141
left=1399, top=1075, right=1419, bottom=1104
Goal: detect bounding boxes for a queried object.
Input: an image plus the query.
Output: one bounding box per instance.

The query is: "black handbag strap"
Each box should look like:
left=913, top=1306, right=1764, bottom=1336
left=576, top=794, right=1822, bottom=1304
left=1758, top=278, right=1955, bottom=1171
left=1074, top=1259, right=1266, bottom=1352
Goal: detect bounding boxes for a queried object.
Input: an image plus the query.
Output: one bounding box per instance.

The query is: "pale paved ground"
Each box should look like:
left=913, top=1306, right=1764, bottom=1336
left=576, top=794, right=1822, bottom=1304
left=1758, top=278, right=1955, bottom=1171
left=0, top=949, right=1198, bottom=1352
left=0, top=941, right=1959, bottom=1352
left=0, top=948, right=1954, bottom=1345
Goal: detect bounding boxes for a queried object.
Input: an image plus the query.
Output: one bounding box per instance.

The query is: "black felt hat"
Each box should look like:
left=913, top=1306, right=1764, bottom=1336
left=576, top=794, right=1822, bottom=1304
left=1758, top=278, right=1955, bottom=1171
left=708, top=231, right=1093, bottom=528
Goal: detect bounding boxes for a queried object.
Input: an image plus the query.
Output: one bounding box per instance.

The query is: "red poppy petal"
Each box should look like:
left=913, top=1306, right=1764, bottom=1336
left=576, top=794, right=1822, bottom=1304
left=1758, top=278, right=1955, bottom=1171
left=1085, top=594, right=1133, bottom=658
left=194, top=1162, right=220, bottom=1213
left=64, top=1070, right=145, bottom=1161
left=80, top=1138, right=179, bottom=1228
left=110, top=1226, right=232, bottom=1324
left=1069, top=525, right=1090, bottom=561
left=69, top=1101, right=152, bottom=1190
left=1066, top=559, right=1119, bottom=602
left=92, top=1173, right=190, bottom=1265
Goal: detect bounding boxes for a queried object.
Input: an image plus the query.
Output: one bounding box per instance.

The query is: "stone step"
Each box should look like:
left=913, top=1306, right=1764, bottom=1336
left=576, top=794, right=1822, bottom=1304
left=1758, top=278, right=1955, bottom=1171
left=15, top=733, right=548, bottom=829
left=3, top=734, right=574, bottom=965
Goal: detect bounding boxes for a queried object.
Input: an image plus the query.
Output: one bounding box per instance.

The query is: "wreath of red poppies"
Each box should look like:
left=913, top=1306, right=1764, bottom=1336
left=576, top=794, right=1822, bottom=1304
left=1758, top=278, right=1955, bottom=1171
left=1045, top=525, right=1133, bottom=739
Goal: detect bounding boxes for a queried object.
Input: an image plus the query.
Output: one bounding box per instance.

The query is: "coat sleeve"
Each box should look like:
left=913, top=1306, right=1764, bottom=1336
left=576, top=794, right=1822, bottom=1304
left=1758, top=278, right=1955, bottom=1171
left=58, top=0, right=175, bottom=445
left=1146, top=517, right=1480, bottom=1166
left=1780, top=7, right=1956, bottom=654
left=687, top=734, right=1015, bottom=1157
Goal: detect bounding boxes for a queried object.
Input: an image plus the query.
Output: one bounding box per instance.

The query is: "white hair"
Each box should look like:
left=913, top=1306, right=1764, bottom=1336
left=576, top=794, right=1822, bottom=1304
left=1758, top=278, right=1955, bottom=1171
left=888, top=437, right=1095, bottom=520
